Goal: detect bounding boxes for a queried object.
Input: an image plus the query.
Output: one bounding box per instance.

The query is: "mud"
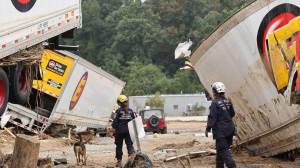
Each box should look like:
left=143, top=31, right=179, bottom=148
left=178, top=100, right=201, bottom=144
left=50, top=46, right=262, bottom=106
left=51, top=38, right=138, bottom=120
left=0, top=121, right=300, bottom=167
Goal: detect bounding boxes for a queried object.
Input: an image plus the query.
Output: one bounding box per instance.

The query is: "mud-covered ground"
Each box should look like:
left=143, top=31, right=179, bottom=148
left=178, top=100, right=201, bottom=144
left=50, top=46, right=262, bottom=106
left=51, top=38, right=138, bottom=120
left=1, top=120, right=300, bottom=168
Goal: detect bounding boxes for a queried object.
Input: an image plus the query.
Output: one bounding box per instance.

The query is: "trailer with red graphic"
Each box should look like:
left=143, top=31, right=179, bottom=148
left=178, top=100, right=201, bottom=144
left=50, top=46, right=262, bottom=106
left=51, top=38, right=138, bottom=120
left=0, top=0, right=82, bottom=116
left=0, top=0, right=125, bottom=135
left=191, top=0, right=300, bottom=159
left=1, top=50, right=125, bottom=135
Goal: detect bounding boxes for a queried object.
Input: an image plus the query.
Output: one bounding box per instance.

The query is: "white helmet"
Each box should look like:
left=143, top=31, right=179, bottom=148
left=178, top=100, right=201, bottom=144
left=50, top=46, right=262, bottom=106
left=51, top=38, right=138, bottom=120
left=212, top=82, right=226, bottom=93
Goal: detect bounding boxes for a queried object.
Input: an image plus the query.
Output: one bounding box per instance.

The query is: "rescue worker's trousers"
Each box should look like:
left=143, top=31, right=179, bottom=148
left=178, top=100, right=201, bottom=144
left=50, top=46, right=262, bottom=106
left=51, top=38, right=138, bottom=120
left=115, top=132, right=135, bottom=160
left=216, top=135, right=236, bottom=168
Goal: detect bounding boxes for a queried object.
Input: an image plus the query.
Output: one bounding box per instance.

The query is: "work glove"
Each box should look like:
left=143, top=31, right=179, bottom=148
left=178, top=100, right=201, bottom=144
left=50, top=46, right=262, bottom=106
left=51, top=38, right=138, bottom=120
left=205, top=128, right=210, bottom=137
left=106, top=126, right=115, bottom=138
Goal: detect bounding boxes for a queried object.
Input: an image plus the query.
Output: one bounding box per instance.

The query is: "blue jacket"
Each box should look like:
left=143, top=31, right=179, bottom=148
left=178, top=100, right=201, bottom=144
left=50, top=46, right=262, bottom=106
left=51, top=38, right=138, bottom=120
left=112, top=108, right=136, bottom=134
left=206, top=98, right=235, bottom=139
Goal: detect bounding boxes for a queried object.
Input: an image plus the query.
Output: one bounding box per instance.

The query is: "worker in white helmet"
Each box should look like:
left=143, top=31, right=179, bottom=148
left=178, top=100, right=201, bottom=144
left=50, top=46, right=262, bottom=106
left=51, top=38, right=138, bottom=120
left=205, top=82, right=236, bottom=168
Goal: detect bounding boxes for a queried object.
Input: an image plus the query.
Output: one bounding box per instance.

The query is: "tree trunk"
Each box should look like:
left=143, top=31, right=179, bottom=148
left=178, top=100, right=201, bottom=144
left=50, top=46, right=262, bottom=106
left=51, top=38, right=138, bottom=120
left=11, top=134, right=40, bottom=168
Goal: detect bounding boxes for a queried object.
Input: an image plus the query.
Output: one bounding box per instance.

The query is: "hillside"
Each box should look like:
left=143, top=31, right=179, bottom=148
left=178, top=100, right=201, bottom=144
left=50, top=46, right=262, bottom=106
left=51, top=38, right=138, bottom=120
left=73, top=0, right=253, bottom=95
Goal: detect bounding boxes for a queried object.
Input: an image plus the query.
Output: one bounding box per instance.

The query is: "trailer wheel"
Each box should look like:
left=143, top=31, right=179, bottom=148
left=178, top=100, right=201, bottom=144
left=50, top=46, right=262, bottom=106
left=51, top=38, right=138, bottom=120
left=124, top=153, right=153, bottom=168
left=9, top=63, right=33, bottom=105
left=0, top=68, right=9, bottom=116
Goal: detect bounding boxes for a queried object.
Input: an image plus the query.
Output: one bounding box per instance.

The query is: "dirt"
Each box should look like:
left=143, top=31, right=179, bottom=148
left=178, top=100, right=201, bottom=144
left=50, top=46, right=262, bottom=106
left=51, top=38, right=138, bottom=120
left=0, top=121, right=300, bottom=167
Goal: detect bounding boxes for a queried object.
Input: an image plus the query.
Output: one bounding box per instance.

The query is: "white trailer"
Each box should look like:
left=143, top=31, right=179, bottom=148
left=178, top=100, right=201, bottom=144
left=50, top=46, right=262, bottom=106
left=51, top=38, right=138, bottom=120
left=2, top=50, right=125, bottom=134
left=0, top=0, right=81, bottom=59
left=191, top=0, right=300, bottom=159
left=50, top=51, right=125, bottom=128
left=0, top=0, right=82, bottom=116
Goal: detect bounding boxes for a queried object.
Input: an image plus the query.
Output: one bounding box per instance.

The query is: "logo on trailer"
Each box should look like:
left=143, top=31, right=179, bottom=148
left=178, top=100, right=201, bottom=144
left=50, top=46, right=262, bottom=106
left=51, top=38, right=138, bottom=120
left=69, top=72, right=88, bottom=110
left=46, top=59, right=67, bottom=76
left=11, top=0, right=37, bottom=12
left=257, top=4, right=300, bottom=101
left=48, top=61, right=55, bottom=68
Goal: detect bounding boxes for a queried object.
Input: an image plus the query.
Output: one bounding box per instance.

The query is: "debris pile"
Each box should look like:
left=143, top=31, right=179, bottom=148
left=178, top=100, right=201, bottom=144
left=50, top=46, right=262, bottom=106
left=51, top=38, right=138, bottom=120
left=0, top=128, right=15, bottom=144
left=152, top=139, right=216, bottom=168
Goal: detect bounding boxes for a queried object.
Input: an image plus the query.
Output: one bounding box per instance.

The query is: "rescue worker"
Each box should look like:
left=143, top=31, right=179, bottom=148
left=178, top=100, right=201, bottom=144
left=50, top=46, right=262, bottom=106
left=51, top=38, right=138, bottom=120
left=112, top=95, right=136, bottom=167
left=205, top=82, right=236, bottom=168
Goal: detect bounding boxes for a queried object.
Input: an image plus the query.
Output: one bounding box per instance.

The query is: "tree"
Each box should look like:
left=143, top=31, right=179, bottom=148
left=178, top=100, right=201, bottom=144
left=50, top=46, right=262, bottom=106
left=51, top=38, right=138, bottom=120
left=167, top=70, right=204, bottom=94
left=72, top=0, right=253, bottom=96
left=74, top=0, right=123, bottom=64
left=105, top=2, right=164, bottom=64
left=145, top=92, right=165, bottom=108
left=124, top=58, right=170, bottom=95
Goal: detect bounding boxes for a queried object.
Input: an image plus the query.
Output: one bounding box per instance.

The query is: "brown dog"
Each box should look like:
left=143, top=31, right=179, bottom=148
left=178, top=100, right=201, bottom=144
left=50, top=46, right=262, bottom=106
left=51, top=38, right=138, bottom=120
left=74, top=135, right=87, bottom=165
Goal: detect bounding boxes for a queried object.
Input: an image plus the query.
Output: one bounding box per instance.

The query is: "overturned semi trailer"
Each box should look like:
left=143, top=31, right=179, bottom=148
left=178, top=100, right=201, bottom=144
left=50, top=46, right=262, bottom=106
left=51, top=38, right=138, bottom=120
left=191, top=0, right=300, bottom=157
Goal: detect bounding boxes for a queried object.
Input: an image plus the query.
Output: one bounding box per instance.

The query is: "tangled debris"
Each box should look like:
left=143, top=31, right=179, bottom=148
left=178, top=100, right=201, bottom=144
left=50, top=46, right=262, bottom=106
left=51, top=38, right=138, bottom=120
left=0, top=44, right=43, bottom=66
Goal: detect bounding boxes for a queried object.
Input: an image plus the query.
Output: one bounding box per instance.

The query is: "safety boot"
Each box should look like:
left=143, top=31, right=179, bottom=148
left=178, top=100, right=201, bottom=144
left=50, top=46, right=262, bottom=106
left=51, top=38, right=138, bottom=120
left=116, top=160, right=122, bottom=167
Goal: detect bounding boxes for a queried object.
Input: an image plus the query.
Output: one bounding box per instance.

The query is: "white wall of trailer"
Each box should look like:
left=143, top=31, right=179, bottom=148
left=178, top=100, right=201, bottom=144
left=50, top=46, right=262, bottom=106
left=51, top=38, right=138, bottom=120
left=0, top=0, right=80, bottom=28
left=51, top=52, right=125, bottom=128
left=0, top=0, right=81, bottom=59
left=191, top=0, right=300, bottom=156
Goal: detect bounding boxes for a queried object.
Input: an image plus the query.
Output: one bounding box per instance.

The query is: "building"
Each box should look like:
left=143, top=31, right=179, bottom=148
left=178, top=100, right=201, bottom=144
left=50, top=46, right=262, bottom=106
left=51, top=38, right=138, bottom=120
left=129, top=94, right=211, bottom=116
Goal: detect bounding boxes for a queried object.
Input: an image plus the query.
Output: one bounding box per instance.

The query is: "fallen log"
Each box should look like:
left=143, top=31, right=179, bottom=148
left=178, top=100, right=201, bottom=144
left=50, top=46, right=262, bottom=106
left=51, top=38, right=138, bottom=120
left=11, top=134, right=40, bottom=168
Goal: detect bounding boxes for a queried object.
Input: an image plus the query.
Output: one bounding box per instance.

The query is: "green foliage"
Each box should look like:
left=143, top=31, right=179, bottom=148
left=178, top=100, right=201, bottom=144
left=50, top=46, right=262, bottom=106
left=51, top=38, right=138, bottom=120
left=193, top=104, right=206, bottom=112
left=74, top=0, right=253, bottom=96
left=124, top=58, right=170, bottom=95
left=168, top=70, right=204, bottom=94
left=145, top=92, right=165, bottom=108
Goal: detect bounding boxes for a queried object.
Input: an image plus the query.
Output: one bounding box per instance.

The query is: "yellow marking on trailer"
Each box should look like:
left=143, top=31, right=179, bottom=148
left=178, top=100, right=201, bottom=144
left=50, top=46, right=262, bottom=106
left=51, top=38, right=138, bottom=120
left=32, top=49, right=75, bottom=98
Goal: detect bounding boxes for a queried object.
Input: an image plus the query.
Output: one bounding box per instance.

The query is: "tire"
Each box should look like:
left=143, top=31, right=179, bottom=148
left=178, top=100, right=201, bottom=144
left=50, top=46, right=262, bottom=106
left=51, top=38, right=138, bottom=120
left=0, top=68, right=9, bottom=116
left=9, top=63, right=33, bottom=105
left=124, top=153, right=153, bottom=168
left=149, top=116, right=160, bottom=127
left=161, top=127, right=167, bottom=134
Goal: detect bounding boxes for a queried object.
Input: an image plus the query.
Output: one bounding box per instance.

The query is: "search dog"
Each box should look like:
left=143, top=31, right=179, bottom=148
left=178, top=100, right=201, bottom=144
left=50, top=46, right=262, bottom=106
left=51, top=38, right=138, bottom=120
left=73, top=135, right=87, bottom=165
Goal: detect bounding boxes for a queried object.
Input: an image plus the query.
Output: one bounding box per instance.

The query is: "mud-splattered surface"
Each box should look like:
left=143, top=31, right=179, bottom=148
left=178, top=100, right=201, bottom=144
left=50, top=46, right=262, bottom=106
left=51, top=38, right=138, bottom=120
left=1, top=120, right=300, bottom=168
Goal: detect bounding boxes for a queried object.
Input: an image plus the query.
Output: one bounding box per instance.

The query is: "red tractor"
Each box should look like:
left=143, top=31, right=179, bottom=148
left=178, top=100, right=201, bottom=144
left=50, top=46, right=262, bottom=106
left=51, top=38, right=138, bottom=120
left=140, top=108, right=167, bottom=134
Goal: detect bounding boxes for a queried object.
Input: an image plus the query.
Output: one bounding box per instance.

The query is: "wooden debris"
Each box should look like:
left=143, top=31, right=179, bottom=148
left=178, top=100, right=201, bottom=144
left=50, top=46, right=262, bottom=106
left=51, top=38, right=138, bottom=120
left=0, top=152, right=12, bottom=168
left=164, top=154, right=188, bottom=162
left=188, top=151, right=210, bottom=159
left=186, top=156, right=192, bottom=167
left=38, top=133, right=52, bottom=140
left=11, top=134, right=40, bottom=168
left=4, top=127, right=16, bottom=138
left=178, top=158, right=187, bottom=168
left=53, top=158, right=67, bottom=165
left=206, top=149, right=217, bottom=155
left=164, top=149, right=216, bottom=162
left=37, top=158, right=53, bottom=168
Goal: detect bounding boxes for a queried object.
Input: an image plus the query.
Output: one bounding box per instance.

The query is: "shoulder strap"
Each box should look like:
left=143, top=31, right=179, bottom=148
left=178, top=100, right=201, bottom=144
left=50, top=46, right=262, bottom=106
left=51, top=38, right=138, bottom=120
left=216, top=99, right=231, bottom=112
